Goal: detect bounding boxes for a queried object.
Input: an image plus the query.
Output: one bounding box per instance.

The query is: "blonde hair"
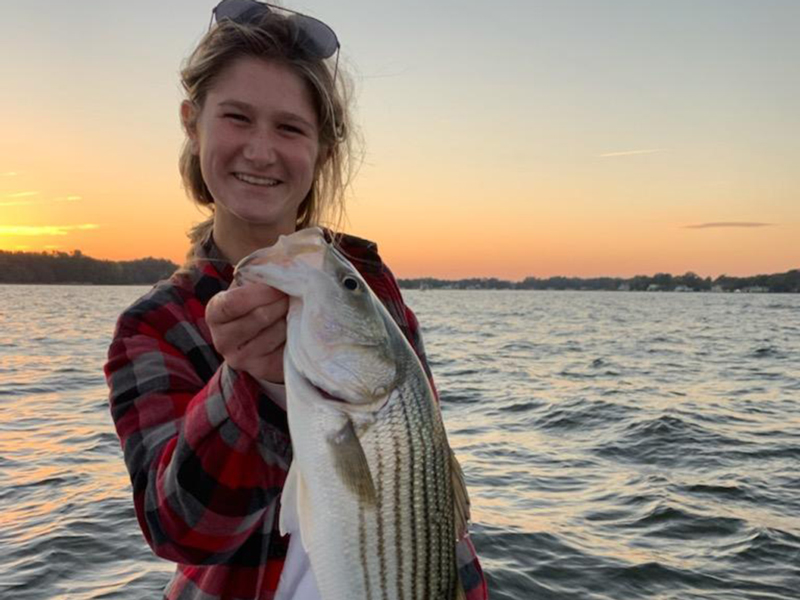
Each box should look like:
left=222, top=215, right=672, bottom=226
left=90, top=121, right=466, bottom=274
left=179, top=10, right=354, bottom=257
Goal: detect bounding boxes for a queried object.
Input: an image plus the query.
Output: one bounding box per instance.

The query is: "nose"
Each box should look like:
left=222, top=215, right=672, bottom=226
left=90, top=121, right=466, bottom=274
left=243, top=128, right=277, bottom=166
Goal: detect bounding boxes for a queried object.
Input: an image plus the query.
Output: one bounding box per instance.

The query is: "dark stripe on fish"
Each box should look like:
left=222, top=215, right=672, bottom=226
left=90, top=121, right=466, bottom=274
left=429, top=403, right=445, bottom=595
left=359, top=497, right=372, bottom=599
left=408, top=385, right=431, bottom=600
left=392, top=405, right=404, bottom=600
left=376, top=437, right=388, bottom=600
left=400, top=391, right=419, bottom=600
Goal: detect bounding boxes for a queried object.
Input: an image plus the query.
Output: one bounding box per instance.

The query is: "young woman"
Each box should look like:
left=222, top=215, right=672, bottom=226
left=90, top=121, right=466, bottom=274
left=105, top=2, right=487, bottom=598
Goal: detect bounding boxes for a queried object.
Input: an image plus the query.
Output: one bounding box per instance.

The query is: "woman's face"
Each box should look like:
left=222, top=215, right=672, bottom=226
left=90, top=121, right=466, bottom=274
left=185, top=56, right=320, bottom=237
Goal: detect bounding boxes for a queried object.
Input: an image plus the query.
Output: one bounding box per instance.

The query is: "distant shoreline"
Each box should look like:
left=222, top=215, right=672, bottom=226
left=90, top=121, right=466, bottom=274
left=2, top=283, right=798, bottom=295
left=398, top=272, right=799, bottom=293
left=0, top=250, right=177, bottom=286
left=1, top=249, right=797, bottom=293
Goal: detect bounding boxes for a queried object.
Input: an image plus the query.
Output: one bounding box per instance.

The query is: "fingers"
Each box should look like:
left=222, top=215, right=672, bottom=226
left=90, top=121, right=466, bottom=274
left=211, top=299, right=289, bottom=353
left=207, top=283, right=287, bottom=325
left=236, top=343, right=286, bottom=384
left=206, top=282, right=289, bottom=384
left=226, top=317, right=287, bottom=364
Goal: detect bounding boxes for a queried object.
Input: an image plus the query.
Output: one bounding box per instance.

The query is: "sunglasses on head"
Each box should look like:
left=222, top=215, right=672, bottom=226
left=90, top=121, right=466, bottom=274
left=211, top=0, right=340, bottom=61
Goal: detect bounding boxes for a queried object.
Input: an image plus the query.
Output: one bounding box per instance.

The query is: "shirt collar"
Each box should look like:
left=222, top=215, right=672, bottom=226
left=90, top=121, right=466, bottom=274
left=188, top=228, right=381, bottom=287
left=200, top=234, right=234, bottom=280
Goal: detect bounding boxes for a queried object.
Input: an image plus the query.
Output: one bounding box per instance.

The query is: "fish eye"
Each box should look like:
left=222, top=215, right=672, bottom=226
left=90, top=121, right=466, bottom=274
left=342, top=276, right=360, bottom=291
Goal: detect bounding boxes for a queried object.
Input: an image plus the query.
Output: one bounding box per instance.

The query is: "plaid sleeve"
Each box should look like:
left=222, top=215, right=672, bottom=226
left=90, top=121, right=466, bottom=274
left=104, top=300, right=289, bottom=566
left=356, top=256, right=489, bottom=600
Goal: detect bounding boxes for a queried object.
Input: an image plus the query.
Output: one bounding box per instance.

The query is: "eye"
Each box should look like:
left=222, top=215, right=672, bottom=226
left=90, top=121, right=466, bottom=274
left=342, top=276, right=360, bottom=291
left=224, top=112, right=249, bottom=123
left=279, top=123, right=304, bottom=135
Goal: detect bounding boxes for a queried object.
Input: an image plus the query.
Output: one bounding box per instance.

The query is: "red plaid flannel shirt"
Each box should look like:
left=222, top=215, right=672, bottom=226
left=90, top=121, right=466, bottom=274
left=105, top=232, right=488, bottom=600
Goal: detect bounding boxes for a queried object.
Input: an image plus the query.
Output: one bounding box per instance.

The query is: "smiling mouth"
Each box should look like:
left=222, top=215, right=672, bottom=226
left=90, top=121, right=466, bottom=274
left=234, top=172, right=281, bottom=187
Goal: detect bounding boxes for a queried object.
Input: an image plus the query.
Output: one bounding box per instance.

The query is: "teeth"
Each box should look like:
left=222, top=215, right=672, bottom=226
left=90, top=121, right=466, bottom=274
left=234, top=173, right=279, bottom=186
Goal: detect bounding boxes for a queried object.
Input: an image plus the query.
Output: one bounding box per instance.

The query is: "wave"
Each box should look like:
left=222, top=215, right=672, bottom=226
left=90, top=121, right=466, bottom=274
left=535, top=397, right=637, bottom=432
left=593, top=414, right=742, bottom=467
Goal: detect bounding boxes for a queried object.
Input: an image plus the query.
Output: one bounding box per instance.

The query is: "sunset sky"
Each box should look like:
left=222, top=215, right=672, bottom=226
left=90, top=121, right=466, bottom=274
left=1, top=0, right=798, bottom=279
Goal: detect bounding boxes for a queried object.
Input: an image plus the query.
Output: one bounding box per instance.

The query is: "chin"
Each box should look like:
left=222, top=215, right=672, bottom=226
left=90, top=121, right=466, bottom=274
left=236, top=209, right=298, bottom=230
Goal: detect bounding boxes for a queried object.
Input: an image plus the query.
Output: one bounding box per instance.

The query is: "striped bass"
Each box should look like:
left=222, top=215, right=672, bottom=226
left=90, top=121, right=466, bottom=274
left=236, top=227, right=470, bottom=600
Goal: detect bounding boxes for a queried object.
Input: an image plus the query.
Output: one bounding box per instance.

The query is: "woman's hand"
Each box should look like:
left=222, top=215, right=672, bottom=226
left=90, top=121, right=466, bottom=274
left=206, top=283, right=288, bottom=384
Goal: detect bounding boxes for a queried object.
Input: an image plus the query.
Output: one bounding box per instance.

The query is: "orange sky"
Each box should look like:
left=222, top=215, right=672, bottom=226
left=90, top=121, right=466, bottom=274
left=1, top=1, right=798, bottom=279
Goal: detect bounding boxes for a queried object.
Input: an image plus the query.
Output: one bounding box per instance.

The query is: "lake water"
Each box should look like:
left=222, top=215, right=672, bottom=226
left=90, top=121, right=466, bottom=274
left=1, top=285, right=799, bottom=599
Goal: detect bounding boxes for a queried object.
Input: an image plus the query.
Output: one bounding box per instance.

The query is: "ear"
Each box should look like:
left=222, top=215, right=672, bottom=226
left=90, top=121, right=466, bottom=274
left=181, top=100, right=199, bottom=155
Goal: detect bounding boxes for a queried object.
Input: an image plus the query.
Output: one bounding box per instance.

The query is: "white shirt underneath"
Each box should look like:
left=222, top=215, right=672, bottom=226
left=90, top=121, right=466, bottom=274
left=274, top=531, right=322, bottom=600
left=260, top=381, right=323, bottom=600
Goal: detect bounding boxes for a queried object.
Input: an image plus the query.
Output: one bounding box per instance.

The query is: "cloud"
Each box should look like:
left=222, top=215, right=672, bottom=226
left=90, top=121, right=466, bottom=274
left=0, top=224, right=100, bottom=236
left=4, top=191, right=40, bottom=198
left=0, top=172, right=17, bottom=177
left=0, top=201, right=36, bottom=207
left=599, top=149, right=667, bottom=158
left=0, top=195, right=82, bottom=208
left=684, top=222, right=773, bottom=229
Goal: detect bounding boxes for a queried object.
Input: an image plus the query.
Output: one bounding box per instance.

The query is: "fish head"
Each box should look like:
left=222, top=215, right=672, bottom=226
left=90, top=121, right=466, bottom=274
left=235, top=228, right=401, bottom=411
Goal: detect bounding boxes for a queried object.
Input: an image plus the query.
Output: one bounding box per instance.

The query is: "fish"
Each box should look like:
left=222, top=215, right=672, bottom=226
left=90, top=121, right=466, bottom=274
left=235, top=227, right=471, bottom=600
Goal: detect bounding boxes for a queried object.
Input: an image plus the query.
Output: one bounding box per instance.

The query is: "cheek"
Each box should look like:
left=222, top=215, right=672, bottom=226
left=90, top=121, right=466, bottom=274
left=198, top=123, right=236, bottom=163
left=297, top=143, right=321, bottom=179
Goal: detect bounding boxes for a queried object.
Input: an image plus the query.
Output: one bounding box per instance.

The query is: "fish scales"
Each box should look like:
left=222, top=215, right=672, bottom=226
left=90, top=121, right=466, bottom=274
left=235, top=228, right=469, bottom=600
left=367, top=380, right=457, bottom=600
left=349, top=380, right=456, bottom=599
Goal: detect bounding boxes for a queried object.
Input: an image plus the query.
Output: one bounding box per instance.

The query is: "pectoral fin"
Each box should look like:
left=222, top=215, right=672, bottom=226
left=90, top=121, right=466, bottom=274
left=279, top=462, right=299, bottom=536
left=450, top=447, right=471, bottom=541
left=329, top=419, right=377, bottom=506
left=279, top=461, right=313, bottom=551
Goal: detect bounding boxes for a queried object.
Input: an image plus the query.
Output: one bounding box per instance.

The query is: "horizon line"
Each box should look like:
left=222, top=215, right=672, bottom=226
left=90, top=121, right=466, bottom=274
left=1, top=246, right=796, bottom=282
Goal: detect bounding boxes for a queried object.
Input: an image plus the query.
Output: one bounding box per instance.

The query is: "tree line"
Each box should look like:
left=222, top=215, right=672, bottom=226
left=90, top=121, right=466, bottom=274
left=0, top=249, right=179, bottom=285
left=399, top=270, right=800, bottom=293
left=2, top=249, right=797, bottom=292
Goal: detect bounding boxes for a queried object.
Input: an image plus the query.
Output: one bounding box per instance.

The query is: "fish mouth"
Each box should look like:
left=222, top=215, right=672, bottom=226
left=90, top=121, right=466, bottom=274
left=304, top=376, right=391, bottom=413
left=310, top=382, right=348, bottom=404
